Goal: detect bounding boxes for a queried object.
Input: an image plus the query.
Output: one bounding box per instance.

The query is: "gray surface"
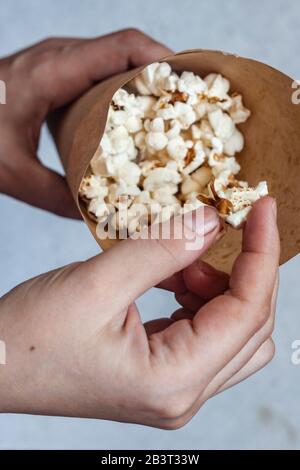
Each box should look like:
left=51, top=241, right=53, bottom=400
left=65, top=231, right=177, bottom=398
left=0, top=0, right=300, bottom=450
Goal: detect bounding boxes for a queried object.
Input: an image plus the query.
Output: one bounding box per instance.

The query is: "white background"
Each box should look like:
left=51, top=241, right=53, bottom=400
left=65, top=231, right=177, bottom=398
left=0, top=0, right=300, bottom=450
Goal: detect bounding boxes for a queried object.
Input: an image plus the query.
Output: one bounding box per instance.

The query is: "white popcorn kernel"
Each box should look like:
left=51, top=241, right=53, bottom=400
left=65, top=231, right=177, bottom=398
left=117, top=161, right=141, bottom=186
left=163, top=72, right=179, bottom=92
left=226, top=206, right=251, bottom=229
left=229, top=94, right=251, bottom=124
left=134, top=131, right=146, bottom=149
left=112, top=88, right=136, bottom=109
left=255, top=181, right=268, bottom=197
left=178, top=71, right=207, bottom=95
left=146, top=131, right=168, bottom=152
left=194, top=100, right=208, bottom=120
left=135, top=96, right=157, bottom=116
left=157, top=104, right=177, bottom=120
left=134, top=190, right=152, bottom=205
left=88, top=197, right=109, bottom=221
left=166, top=119, right=182, bottom=139
left=174, top=102, right=196, bottom=129
left=205, top=73, right=230, bottom=100
left=224, top=128, right=244, bottom=155
left=150, top=117, right=165, bottom=133
left=223, top=181, right=268, bottom=213
left=212, top=136, right=224, bottom=154
left=126, top=137, right=138, bottom=160
left=134, top=62, right=172, bottom=97
left=100, top=133, right=113, bottom=154
left=139, top=160, right=161, bottom=176
left=143, top=164, right=181, bottom=192
left=109, top=110, right=128, bottom=127
left=182, top=141, right=206, bottom=174
left=208, top=109, right=235, bottom=141
left=79, top=175, right=108, bottom=200
left=134, top=63, right=159, bottom=95
left=124, top=116, right=143, bottom=133
left=214, top=170, right=235, bottom=193
left=108, top=182, right=140, bottom=209
left=167, top=136, right=188, bottom=161
left=211, top=156, right=241, bottom=175
left=91, top=153, right=127, bottom=177
left=108, top=126, right=130, bottom=153
left=191, top=124, right=202, bottom=140
left=152, top=186, right=178, bottom=205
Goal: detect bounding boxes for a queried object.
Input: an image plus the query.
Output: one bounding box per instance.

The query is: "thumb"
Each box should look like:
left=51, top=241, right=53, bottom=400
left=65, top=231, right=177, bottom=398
left=88, top=206, right=220, bottom=303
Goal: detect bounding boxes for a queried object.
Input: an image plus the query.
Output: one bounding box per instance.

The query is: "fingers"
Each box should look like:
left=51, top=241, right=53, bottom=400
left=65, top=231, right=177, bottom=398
left=158, top=259, right=229, bottom=313
left=215, top=338, right=275, bottom=394
left=158, top=260, right=229, bottom=299
left=155, top=197, right=279, bottom=388
left=175, top=337, right=276, bottom=428
left=144, top=318, right=174, bottom=336
left=183, top=260, right=229, bottom=301
left=84, top=206, right=220, bottom=305
left=201, top=270, right=278, bottom=400
left=28, top=30, right=172, bottom=109
left=4, top=158, right=81, bottom=219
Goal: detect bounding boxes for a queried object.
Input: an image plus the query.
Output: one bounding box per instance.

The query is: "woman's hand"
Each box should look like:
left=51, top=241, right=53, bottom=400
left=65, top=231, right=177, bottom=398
left=0, top=30, right=171, bottom=217
left=0, top=197, right=279, bottom=429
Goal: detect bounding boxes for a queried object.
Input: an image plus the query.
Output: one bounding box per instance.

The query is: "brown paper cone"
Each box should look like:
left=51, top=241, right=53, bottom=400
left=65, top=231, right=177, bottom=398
left=49, top=49, right=300, bottom=272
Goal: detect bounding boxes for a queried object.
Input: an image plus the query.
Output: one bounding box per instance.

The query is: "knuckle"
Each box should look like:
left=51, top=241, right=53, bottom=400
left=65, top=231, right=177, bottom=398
left=158, top=416, right=189, bottom=430
left=144, top=388, right=192, bottom=422
left=37, top=36, right=59, bottom=47
left=252, top=304, right=271, bottom=330
left=121, top=28, right=145, bottom=42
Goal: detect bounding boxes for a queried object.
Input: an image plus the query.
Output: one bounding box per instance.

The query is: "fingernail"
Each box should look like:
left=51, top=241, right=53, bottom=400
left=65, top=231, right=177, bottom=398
left=184, top=207, right=219, bottom=235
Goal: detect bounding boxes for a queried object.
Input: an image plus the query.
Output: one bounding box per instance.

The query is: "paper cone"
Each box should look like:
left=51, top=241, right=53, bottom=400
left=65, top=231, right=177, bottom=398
left=49, top=49, right=300, bottom=272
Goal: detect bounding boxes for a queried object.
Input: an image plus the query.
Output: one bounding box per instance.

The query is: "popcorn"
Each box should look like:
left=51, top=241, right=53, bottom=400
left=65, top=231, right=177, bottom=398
left=173, top=102, right=197, bottom=129
left=80, top=62, right=268, bottom=236
left=178, top=71, right=207, bottom=95
left=182, top=141, right=206, bottom=174
left=229, top=94, right=251, bottom=124
left=88, top=197, right=109, bottom=221
left=224, top=128, right=244, bottom=155
left=79, top=175, right=108, bottom=200
left=208, top=109, right=235, bottom=141
left=117, top=161, right=141, bottom=186
left=134, top=62, right=173, bottom=96
left=146, top=131, right=168, bottom=152
left=152, top=186, right=179, bottom=206
left=205, top=73, right=230, bottom=100
left=143, top=162, right=181, bottom=192
left=167, top=136, right=188, bottom=161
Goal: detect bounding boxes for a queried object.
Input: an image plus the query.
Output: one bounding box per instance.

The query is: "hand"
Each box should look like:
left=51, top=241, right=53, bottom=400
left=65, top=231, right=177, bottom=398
left=0, top=197, right=279, bottom=428
left=0, top=29, right=171, bottom=217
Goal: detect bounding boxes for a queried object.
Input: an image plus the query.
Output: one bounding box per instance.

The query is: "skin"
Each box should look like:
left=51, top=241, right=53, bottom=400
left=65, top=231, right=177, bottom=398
left=0, top=30, right=280, bottom=429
